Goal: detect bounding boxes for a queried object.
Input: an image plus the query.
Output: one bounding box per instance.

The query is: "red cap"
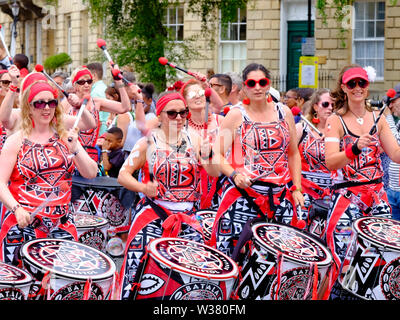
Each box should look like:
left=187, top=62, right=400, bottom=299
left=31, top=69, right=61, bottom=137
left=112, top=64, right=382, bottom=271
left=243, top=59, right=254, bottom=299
left=291, top=106, right=301, bottom=116
left=158, top=57, right=168, bottom=66
left=34, top=64, right=44, bottom=72
left=97, top=38, right=107, bottom=48
left=342, top=67, right=369, bottom=84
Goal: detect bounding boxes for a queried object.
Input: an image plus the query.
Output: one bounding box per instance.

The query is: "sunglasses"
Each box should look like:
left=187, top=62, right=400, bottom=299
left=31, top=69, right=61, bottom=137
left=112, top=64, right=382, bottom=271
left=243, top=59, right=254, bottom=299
left=345, top=78, right=369, bottom=90
left=244, top=78, right=270, bottom=88
left=320, top=101, right=333, bottom=108
left=163, top=108, right=189, bottom=120
left=31, top=99, right=59, bottom=109
left=75, top=79, right=93, bottom=86
left=0, top=80, right=11, bottom=86
left=187, top=89, right=205, bottom=100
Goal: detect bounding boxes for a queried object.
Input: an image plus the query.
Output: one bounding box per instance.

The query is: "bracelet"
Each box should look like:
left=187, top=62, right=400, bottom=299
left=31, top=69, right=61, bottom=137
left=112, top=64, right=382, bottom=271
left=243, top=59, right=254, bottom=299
left=70, top=149, right=80, bottom=158
left=9, top=84, right=19, bottom=92
left=230, top=169, right=239, bottom=180
left=200, top=149, right=213, bottom=160
left=136, top=99, right=144, bottom=104
left=102, top=150, right=110, bottom=154
left=289, top=185, right=302, bottom=193
left=10, top=203, right=21, bottom=214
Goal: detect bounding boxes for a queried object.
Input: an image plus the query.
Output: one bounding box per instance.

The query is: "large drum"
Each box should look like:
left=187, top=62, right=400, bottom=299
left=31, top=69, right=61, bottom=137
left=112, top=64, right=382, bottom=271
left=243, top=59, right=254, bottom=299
left=21, top=238, right=116, bottom=300
left=236, top=222, right=333, bottom=300
left=133, top=237, right=239, bottom=300
left=0, top=262, right=33, bottom=300
left=308, top=197, right=330, bottom=239
left=74, top=214, right=109, bottom=252
left=339, top=216, right=400, bottom=300
left=195, top=210, right=217, bottom=241
left=71, top=176, right=131, bottom=230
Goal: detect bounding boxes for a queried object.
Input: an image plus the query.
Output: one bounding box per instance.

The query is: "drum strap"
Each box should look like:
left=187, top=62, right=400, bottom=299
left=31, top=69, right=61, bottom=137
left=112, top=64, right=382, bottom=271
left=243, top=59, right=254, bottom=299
left=200, top=168, right=219, bottom=209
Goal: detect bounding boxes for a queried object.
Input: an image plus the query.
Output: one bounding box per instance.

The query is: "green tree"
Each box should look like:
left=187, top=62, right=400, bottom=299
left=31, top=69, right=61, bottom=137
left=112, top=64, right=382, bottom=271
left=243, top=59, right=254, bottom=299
left=84, top=0, right=247, bottom=92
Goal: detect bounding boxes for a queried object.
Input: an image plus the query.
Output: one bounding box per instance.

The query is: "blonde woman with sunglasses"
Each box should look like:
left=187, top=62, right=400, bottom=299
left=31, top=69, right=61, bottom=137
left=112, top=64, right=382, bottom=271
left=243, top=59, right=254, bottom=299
left=0, top=77, right=98, bottom=267
left=210, top=63, right=304, bottom=258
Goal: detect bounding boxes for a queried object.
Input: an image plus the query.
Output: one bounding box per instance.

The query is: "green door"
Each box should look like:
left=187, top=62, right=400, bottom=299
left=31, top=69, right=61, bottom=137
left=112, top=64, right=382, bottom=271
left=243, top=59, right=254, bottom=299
left=287, top=21, right=314, bottom=90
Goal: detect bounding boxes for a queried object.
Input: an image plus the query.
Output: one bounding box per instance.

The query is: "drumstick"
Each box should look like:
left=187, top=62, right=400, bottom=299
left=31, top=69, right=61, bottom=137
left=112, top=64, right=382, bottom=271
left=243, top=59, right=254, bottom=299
left=369, top=88, right=396, bottom=135
left=291, top=107, right=323, bottom=137
left=67, top=95, right=90, bottom=142
left=29, top=182, right=69, bottom=221
left=0, top=25, right=12, bottom=66
left=158, top=57, right=207, bottom=82
left=35, top=64, right=69, bottom=98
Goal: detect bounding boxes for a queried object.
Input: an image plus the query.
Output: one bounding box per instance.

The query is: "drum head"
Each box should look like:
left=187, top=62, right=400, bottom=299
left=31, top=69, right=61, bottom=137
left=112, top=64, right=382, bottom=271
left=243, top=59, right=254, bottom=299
left=252, top=222, right=332, bottom=266
left=74, top=214, right=109, bottom=230
left=353, top=217, right=400, bottom=252
left=148, top=238, right=239, bottom=280
left=0, top=262, right=32, bottom=286
left=21, top=238, right=115, bottom=281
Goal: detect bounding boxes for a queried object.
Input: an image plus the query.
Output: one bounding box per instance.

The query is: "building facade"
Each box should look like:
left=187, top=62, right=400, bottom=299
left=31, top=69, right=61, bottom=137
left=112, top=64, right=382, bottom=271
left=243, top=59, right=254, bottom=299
left=0, top=0, right=397, bottom=97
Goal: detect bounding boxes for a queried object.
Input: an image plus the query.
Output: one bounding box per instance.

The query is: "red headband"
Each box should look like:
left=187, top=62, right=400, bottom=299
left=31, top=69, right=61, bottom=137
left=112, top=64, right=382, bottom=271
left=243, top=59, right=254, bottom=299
left=72, top=69, right=93, bottom=84
left=22, top=72, right=47, bottom=92
left=156, top=92, right=186, bottom=116
left=28, top=82, right=58, bottom=103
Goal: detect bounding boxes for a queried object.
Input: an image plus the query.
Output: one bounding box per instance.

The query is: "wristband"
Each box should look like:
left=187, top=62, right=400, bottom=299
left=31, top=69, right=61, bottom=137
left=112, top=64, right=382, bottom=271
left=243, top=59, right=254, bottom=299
left=9, top=84, right=19, bottom=93
left=136, top=99, right=145, bottom=104
left=102, top=150, right=110, bottom=154
left=10, top=204, right=21, bottom=214
left=351, top=141, right=362, bottom=155
left=289, top=185, right=302, bottom=193
left=345, top=142, right=360, bottom=160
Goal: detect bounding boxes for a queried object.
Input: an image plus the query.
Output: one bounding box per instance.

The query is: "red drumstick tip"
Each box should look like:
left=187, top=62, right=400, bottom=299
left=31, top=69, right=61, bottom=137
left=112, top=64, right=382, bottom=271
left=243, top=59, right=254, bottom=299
left=291, top=106, right=301, bottom=116
left=223, top=106, right=231, bottom=115
left=297, top=219, right=306, bottom=229
left=97, top=38, right=107, bottom=48
left=204, top=88, right=212, bottom=98
left=158, top=57, right=168, bottom=66
left=387, top=88, right=396, bottom=98
left=34, top=64, right=44, bottom=72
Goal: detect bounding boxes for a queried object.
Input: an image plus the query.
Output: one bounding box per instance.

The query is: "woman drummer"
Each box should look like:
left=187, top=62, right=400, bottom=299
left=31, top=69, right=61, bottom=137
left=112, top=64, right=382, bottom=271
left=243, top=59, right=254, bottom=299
left=62, top=65, right=131, bottom=163
left=324, top=64, right=400, bottom=299
left=181, top=79, right=224, bottom=209
left=117, top=91, right=220, bottom=299
left=295, top=88, right=333, bottom=237
left=210, top=63, right=304, bottom=257
left=0, top=77, right=98, bottom=266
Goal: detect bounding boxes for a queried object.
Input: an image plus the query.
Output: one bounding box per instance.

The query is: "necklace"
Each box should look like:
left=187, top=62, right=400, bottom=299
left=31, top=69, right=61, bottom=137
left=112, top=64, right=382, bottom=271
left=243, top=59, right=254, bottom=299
left=188, top=113, right=211, bottom=130
left=156, top=130, right=187, bottom=153
left=349, top=108, right=366, bottom=125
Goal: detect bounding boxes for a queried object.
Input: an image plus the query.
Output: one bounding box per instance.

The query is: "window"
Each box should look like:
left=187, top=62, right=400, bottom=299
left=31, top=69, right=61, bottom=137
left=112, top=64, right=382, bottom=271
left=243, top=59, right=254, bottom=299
left=219, top=7, right=247, bottom=73
left=163, top=6, right=184, bottom=42
left=353, top=1, right=385, bottom=80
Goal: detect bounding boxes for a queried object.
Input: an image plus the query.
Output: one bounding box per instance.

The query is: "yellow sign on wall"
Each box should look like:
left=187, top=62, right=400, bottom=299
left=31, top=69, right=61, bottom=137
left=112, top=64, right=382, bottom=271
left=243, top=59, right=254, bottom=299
left=299, top=56, right=319, bottom=88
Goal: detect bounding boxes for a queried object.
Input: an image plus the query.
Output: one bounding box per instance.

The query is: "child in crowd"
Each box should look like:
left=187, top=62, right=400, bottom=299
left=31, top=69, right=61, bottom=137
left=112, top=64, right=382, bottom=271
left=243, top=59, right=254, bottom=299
left=101, top=127, right=125, bottom=178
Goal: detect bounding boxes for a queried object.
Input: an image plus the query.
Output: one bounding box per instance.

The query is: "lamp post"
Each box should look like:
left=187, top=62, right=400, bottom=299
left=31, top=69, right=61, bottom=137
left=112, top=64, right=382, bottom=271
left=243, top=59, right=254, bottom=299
left=10, top=0, right=19, bottom=57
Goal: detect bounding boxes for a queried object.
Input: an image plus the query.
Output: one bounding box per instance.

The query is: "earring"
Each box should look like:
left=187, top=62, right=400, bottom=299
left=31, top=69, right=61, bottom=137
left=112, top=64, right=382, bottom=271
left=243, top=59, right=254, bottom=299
left=242, top=98, right=250, bottom=105
left=31, top=118, right=35, bottom=128
left=267, top=95, right=273, bottom=103
left=312, top=113, right=320, bottom=124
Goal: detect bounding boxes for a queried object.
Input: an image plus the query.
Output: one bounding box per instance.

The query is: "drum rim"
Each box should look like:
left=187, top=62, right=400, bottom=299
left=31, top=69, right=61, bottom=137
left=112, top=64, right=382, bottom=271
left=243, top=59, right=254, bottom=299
left=147, top=237, right=239, bottom=280
left=252, top=222, right=333, bottom=266
left=74, top=213, right=109, bottom=230
left=353, top=216, right=400, bottom=252
left=0, top=262, right=33, bottom=286
left=20, top=238, right=116, bottom=281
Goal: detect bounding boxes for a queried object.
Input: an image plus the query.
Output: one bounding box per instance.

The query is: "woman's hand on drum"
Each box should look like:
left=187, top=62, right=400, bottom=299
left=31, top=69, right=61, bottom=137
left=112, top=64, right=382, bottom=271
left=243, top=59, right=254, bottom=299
left=14, top=207, right=31, bottom=229
left=142, top=180, right=158, bottom=198
left=233, top=173, right=251, bottom=189
left=291, top=190, right=305, bottom=208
